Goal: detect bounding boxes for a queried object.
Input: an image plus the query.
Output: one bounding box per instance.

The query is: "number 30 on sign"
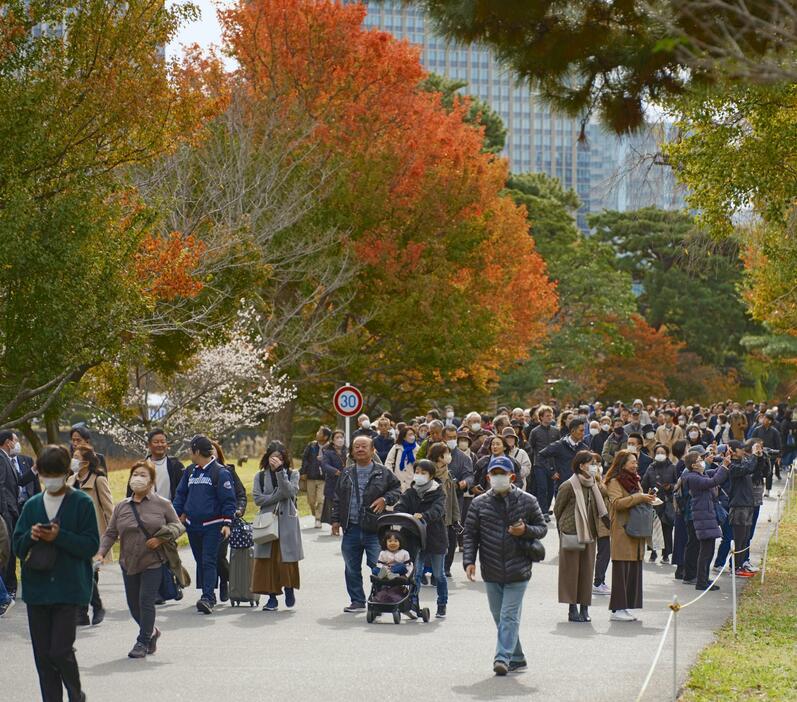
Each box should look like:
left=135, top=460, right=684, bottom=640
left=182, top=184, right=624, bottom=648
left=333, top=385, right=363, bottom=417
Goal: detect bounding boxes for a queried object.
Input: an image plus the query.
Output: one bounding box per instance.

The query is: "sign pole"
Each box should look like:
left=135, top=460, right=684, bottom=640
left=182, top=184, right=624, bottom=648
left=345, top=382, right=351, bottom=447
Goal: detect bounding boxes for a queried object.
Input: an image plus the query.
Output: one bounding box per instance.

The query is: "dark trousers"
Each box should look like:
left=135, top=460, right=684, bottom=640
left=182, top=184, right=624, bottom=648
left=216, top=536, right=230, bottom=585
left=122, top=566, right=162, bottom=646
left=26, top=603, right=83, bottom=702
left=187, top=526, right=222, bottom=603
left=445, top=525, right=458, bottom=573
left=683, top=521, right=699, bottom=580
left=732, top=524, right=752, bottom=567
left=659, top=522, right=673, bottom=558
left=672, top=514, right=687, bottom=571
left=78, top=571, right=102, bottom=618
left=748, top=506, right=761, bottom=544
left=3, top=515, right=17, bottom=592
left=458, top=497, right=472, bottom=548
left=532, top=466, right=552, bottom=514
left=696, top=538, right=716, bottom=588
left=593, top=536, right=610, bottom=586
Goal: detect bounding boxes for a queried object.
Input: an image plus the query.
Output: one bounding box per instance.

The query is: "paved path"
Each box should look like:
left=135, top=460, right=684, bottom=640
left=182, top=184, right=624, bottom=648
left=2, top=489, right=782, bottom=702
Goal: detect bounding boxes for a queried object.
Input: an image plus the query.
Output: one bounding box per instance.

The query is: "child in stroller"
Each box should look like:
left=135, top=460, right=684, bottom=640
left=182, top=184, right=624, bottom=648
left=372, top=531, right=414, bottom=598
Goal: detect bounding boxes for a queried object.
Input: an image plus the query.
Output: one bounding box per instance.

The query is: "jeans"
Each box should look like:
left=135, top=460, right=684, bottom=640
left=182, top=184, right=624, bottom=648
left=484, top=580, right=528, bottom=665
left=696, top=538, right=716, bottom=588
left=594, top=536, right=611, bottom=587
left=341, top=523, right=380, bottom=605
left=713, top=520, right=734, bottom=568
left=26, top=603, right=82, bottom=702
left=122, top=566, right=162, bottom=646
left=187, top=526, right=222, bottom=603
left=415, top=552, right=448, bottom=605
left=0, top=573, right=10, bottom=604
left=532, top=466, right=551, bottom=514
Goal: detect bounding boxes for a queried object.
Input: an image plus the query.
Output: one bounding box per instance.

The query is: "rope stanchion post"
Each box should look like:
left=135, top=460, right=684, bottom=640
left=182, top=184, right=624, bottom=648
left=775, top=492, right=782, bottom=543
left=730, top=539, right=737, bottom=636
left=671, top=596, right=679, bottom=702
left=761, top=517, right=772, bottom=586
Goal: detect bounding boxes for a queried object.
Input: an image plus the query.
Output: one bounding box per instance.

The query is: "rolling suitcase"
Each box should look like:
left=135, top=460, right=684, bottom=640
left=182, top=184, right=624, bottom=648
left=229, top=547, right=260, bottom=607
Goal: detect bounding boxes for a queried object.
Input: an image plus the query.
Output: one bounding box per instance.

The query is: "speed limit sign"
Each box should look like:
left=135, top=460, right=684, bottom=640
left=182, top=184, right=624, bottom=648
left=333, top=385, right=364, bottom=417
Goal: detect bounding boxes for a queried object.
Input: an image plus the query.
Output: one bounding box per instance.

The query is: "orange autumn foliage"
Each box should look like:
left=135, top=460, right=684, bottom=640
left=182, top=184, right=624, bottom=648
left=135, top=232, right=205, bottom=302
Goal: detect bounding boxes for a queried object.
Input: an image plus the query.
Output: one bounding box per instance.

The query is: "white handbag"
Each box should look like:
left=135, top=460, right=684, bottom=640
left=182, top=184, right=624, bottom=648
left=252, top=510, right=279, bottom=544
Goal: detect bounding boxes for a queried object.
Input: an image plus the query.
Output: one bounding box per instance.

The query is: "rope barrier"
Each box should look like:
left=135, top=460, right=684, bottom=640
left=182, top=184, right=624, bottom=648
left=634, top=609, right=675, bottom=702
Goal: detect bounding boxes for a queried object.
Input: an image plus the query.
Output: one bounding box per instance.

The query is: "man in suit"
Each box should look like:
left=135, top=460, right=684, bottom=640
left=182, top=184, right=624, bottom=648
left=0, top=430, right=35, bottom=597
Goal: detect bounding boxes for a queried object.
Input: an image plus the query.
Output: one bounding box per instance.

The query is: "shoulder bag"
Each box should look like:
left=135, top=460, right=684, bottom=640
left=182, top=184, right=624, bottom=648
left=25, top=489, right=72, bottom=571
left=625, top=502, right=654, bottom=538
left=559, top=532, right=585, bottom=551
left=253, top=472, right=280, bottom=544
left=128, top=501, right=180, bottom=601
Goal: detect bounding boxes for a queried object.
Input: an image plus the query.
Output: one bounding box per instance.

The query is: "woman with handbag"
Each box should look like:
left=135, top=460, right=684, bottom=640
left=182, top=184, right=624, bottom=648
left=252, top=441, right=304, bottom=612
left=553, top=450, right=609, bottom=623
left=95, top=460, right=184, bottom=658
left=641, top=443, right=679, bottom=564
left=320, top=430, right=347, bottom=527
left=604, top=449, right=656, bottom=622
left=67, top=445, right=113, bottom=626
left=681, top=452, right=729, bottom=592
left=13, top=445, right=99, bottom=702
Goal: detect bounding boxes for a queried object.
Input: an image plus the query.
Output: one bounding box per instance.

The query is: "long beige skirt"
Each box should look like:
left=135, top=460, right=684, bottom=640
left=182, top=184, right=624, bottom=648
left=558, top=539, right=597, bottom=605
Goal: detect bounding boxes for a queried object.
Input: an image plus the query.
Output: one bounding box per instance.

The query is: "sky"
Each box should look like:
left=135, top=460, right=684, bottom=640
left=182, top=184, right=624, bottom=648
left=166, top=0, right=229, bottom=61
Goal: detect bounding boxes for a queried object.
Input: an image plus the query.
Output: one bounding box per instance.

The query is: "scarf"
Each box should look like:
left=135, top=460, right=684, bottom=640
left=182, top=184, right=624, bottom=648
left=398, top=441, right=416, bottom=471
left=415, top=479, right=437, bottom=497
left=617, top=468, right=641, bottom=495
left=568, top=473, right=608, bottom=544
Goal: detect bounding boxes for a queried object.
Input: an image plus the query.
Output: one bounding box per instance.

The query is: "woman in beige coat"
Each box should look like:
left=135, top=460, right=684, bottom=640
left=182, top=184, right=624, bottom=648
left=554, top=450, right=609, bottom=623
left=67, top=445, right=114, bottom=625
left=604, top=449, right=656, bottom=622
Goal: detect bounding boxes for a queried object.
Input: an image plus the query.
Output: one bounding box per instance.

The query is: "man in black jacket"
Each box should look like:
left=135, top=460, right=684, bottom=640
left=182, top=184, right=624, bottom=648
left=539, top=418, right=589, bottom=502
left=463, top=456, right=547, bottom=676
left=526, top=405, right=559, bottom=521
left=0, top=430, right=23, bottom=597
left=331, top=436, right=401, bottom=613
left=726, top=440, right=757, bottom=575
left=751, top=411, right=782, bottom=487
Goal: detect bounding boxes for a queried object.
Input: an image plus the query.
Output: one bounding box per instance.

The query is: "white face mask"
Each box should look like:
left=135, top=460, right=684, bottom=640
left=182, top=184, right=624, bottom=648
left=678, top=418, right=686, bottom=425
left=655, top=453, right=667, bottom=462
left=688, top=431, right=700, bottom=440
left=600, top=424, right=610, bottom=432
left=11, top=441, right=21, bottom=456
left=361, top=420, right=371, bottom=430
left=446, top=439, right=457, bottom=450
left=470, top=422, right=481, bottom=432
left=589, top=427, right=600, bottom=436
left=699, top=422, right=707, bottom=429
left=627, top=445, right=638, bottom=454
left=645, top=432, right=655, bottom=439
left=43, top=476, right=66, bottom=494
left=458, top=440, right=470, bottom=451
left=129, top=476, right=150, bottom=493
left=446, top=411, right=454, bottom=419
left=587, top=464, right=599, bottom=477
left=70, top=458, right=81, bottom=473
left=414, top=473, right=430, bottom=487
left=490, top=473, right=511, bottom=493
left=698, top=461, right=706, bottom=471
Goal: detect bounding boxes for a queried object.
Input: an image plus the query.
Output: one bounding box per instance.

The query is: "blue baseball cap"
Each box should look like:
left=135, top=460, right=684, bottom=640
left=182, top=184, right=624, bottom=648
left=487, top=456, right=514, bottom=473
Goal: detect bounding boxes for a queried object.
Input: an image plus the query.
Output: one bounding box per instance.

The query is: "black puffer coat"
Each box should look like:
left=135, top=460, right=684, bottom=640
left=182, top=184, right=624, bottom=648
left=394, top=483, right=448, bottom=554
left=463, top=486, right=547, bottom=583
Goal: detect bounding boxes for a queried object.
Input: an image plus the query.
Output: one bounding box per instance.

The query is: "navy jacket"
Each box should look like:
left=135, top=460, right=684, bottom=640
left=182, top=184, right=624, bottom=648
left=300, top=441, right=325, bottom=481
left=172, top=460, right=236, bottom=530
left=539, top=437, right=589, bottom=484
left=372, top=435, right=394, bottom=464
left=683, top=466, right=729, bottom=540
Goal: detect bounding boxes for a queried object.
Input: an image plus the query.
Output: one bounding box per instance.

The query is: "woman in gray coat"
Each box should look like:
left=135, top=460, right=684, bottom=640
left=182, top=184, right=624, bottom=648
left=252, top=441, right=304, bottom=612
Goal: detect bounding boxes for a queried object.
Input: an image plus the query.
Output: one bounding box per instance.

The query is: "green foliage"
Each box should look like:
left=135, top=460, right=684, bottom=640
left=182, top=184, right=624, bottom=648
left=419, top=73, right=507, bottom=153
left=589, top=207, right=759, bottom=368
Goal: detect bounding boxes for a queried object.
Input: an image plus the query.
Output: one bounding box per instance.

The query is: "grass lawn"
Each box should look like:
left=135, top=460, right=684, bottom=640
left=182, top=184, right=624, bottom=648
left=680, top=496, right=797, bottom=701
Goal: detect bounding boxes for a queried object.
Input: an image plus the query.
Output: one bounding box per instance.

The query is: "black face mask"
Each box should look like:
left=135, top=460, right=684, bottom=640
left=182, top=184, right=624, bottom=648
left=614, top=427, right=624, bottom=435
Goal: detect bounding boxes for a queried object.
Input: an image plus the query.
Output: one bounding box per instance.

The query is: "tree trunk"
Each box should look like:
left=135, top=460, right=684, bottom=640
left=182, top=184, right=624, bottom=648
left=19, top=420, right=43, bottom=456
left=267, top=399, right=296, bottom=455
left=44, top=408, right=60, bottom=444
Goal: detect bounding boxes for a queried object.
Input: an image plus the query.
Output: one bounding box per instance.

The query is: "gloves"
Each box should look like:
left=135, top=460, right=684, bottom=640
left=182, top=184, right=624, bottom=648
left=391, top=563, right=408, bottom=575
left=371, top=566, right=381, bottom=576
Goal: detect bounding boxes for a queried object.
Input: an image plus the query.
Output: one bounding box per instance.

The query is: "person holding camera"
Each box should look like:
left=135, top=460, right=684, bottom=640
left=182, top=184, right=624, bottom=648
left=13, top=445, right=100, bottom=702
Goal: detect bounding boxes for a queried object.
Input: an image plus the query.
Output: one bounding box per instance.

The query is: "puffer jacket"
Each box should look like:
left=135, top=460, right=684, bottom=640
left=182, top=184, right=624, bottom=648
left=463, top=486, right=547, bottom=583
left=683, top=466, right=729, bottom=540
left=394, top=482, right=448, bottom=554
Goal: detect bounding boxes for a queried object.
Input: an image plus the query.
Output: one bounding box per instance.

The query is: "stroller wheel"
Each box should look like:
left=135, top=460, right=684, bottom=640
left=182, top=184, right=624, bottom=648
left=366, top=608, right=376, bottom=624
left=392, top=610, right=401, bottom=625
left=421, top=608, right=430, bottom=623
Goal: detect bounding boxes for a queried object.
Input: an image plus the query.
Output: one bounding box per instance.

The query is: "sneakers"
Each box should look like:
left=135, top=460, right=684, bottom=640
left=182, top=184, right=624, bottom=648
left=661, top=555, right=670, bottom=565
left=610, top=609, right=637, bottom=622
left=436, top=604, right=446, bottom=619
left=128, top=642, right=148, bottom=659
left=147, top=628, right=161, bottom=655
left=735, top=568, right=755, bottom=578
left=314, top=519, right=322, bottom=528
left=649, top=551, right=657, bottom=563
left=0, top=599, right=14, bottom=616
left=765, top=490, right=771, bottom=498
left=592, top=583, right=611, bottom=596
left=543, top=514, right=551, bottom=523
left=743, top=561, right=760, bottom=573
left=711, top=565, right=723, bottom=575
left=508, top=659, right=528, bottom=672
left=493, top=660, right=509, bottom=676
left=263, top=595, right=279, bottom=611
left=343, top=602, right=366, bottom=613
left=284, top=588, right=296, bottom=609
left=219, top=580, right=229, bottom=603
left=420, top=575, right=429, bottom=586
left=91, top=607, right=105, bottom=626
left=430, top=575, right=437, bottom=587
left=196, top=598, right=214, bottom=614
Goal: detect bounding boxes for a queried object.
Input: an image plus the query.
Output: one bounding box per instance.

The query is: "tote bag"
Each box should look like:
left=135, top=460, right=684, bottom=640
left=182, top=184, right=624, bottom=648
left=252, top=510, right=279, bottom=544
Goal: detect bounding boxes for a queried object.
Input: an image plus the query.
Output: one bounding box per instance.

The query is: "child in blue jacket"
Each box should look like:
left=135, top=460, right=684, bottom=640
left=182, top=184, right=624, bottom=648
left=173, top=435, right=236, bottom=613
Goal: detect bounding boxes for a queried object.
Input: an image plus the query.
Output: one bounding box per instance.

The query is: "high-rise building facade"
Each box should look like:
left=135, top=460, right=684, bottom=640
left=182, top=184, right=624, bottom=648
left=360, top=1, right=684, bottom=229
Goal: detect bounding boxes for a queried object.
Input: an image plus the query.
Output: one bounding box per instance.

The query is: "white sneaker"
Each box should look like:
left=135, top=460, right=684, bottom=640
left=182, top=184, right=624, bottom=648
left=592, top=583, right=611, bottom=596
left=711, top=566, right=722, bottom=575
left=610, top=609, right=636, bottom=622
left=314, top=519, right=322, bottom=529
left=743, top=561, right=760, bottom=573
left=765, top=490, right=771, bottom=498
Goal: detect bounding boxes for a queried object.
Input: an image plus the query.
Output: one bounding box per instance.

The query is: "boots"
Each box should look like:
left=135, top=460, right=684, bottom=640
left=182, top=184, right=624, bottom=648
left=568, top=604, right=584, bottom=622
left=580, top=605, right=591, bottom=622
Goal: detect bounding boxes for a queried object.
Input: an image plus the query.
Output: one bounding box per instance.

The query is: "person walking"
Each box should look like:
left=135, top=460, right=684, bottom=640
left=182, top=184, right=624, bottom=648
left=172, top=435, right=236, bottom=614
left=143, top=428, right=185, bottom=501
left=395, top=458, right=449, bottom=618
left=13, top=445, right=99, bottom=702
left=553, top=450, right=609, bottom=623
left=301, top=426, right=331, bottom=528
left=385, top=426, right=419, bottom=493
left=66, top=445, right=113, bottom=627
left=0, top=430, right=23, bottom=600
left=95, top=461, right=184, bottom=658
left=331, top=436, right=401, bottom=613
left=604, top=449, right=656, bottom=622
left=463, top=456, right=547, bottom=676
left=252, top=441, right=304, bottom=612
left=320, top=430, right=347, bottom=527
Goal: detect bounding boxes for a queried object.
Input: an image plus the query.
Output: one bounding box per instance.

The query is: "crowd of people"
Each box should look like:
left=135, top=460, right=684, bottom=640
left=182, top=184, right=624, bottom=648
left=0, top=397, right=791, bottom=697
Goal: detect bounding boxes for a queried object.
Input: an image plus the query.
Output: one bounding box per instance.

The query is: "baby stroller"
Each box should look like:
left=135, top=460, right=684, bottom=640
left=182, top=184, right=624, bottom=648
left=366, top=513, right=431, bottom=624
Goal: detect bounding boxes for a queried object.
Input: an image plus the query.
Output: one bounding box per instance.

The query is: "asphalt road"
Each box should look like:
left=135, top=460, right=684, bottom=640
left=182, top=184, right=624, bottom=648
left=1, top=490, right=781, bottom=702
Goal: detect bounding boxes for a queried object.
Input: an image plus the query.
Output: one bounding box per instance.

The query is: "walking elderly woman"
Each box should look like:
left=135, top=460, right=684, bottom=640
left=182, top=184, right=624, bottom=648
left=252, top=440, right=304, bottom=612
left=553, top=450, right=609, bottom=623
left=604, top=449, right=656, bottom=622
